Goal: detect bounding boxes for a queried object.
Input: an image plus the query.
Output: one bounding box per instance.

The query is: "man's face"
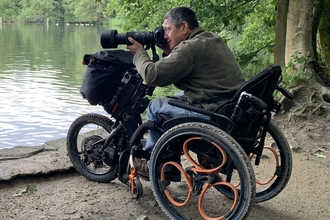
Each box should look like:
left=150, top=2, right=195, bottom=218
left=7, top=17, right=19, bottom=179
left=163, top=17, right=188, bottom=50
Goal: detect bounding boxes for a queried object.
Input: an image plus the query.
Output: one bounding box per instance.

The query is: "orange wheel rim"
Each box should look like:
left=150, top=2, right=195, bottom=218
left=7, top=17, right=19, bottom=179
left=198, top=181, right=239, bottom=220
left=161, top=161, right=193, bottom=207
left=182, top=137, right=227, bottom=173
left=250, top=146, right=280, bottom=185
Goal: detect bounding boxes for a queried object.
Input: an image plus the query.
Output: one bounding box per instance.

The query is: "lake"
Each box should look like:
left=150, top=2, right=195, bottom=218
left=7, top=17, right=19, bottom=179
left=0, top=23, right=120, bottom=149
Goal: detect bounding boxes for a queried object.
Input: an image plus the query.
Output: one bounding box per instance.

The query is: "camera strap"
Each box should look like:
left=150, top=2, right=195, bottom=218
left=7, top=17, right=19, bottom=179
left=151, top=44, right=159, bottom=62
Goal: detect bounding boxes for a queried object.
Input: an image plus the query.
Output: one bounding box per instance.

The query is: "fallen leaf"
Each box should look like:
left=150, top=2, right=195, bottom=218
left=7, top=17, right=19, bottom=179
left=12, top=184, right=37, bottom=197
left=314, top=153, right=326, bottom=158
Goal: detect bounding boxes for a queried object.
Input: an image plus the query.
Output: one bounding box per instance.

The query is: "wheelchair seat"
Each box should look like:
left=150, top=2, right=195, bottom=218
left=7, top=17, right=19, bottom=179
left=167, top=64, right=289, bottom=163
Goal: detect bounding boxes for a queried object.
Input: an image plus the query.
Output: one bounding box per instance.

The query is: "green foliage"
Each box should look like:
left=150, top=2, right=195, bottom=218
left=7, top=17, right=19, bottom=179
left=0, top=0, right=22, bottom=20
left=190, top=0, right=259, bottom=33
left=152, top=85, right=180, bottom=99
left=282, top=52, right=314, bottom=88
left=18, top=0, right=55, bottom=22
left=70, top=0, right=105, bottom=23
left=105, top=1, right=178, bottom=31
left=234, top=1, right=276, bottom=71
left=104, top=0, right=260, bottom=32
left=0, top=0, right=110, bottom=23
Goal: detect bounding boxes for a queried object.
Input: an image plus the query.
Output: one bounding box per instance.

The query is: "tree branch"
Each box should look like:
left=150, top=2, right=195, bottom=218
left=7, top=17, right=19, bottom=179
left=238, top=43, right=273, bottom=67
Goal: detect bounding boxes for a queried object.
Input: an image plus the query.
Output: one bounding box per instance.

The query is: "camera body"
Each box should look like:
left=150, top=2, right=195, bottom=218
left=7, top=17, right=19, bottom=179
left=100, top=26, right=165, bottom=49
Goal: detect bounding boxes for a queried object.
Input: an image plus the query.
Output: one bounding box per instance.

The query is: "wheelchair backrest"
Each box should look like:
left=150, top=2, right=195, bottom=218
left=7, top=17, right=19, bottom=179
left=212, top=65, right=282, bottom=153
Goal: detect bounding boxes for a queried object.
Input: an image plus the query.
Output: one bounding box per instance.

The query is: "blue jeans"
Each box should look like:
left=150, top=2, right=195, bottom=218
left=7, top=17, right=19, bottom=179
left=144, top=93, right=210, bottom=153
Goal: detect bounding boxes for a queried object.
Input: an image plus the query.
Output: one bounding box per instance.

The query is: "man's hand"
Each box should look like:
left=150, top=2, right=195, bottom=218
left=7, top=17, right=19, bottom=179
left=157, top=42, right=171, bottom=56
left=127, top=37, right=144, bottom=55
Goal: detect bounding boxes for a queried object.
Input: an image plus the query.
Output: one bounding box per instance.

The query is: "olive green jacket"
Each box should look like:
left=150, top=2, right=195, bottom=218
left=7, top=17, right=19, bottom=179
left=133, top=27, right=246, bottom=110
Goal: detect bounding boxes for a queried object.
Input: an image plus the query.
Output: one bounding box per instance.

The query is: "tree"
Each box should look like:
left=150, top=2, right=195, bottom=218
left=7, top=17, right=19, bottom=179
left=105, top=0, right=258, bottom=32
left=274, top=0, right=289, bottom=67
left=19, top=0, right=55, bottom=22
left=0, top=0, right=21, bottom=21
left=285, top=0, right=314, bottom=68
left=50, top=0, right=66, bottom=22
left=233, top=1, right=276, bottom=75
left=0, top=0, right=110, bottom=23
left=319, top=0, right=330, bottom=68
left=272, top=0, right=330, bottom=116
left=61, top=0, right=109, bottom=23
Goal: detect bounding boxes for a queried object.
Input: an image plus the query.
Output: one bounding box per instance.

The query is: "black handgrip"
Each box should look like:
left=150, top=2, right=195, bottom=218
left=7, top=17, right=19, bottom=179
left=238, top=92, right=268, bottom=110
left=276, top=85, right=294, bottom=100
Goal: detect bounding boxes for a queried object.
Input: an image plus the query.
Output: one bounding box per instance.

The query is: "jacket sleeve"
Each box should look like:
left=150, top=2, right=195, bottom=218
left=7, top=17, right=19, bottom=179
left=133, top=43, right=193, bottom=86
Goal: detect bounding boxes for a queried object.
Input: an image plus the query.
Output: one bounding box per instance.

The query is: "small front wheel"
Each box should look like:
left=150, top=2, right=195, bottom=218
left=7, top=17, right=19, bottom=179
left=129, top=178, right=143, bottom=199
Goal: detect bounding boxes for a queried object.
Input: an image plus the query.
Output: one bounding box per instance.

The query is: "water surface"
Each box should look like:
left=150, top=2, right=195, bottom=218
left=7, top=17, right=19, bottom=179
left=0, top=23, right=109, bottom=149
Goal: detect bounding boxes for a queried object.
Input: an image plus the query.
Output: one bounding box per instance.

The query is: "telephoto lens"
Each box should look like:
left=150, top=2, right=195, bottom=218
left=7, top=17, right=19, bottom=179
left=100, top=30, right=154, bottom=48
left=100, top=27, right=165, bottom=49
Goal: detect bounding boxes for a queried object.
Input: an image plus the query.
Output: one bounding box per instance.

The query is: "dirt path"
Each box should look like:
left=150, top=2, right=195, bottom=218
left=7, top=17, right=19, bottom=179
left=0, top=115, right=330, bottom=220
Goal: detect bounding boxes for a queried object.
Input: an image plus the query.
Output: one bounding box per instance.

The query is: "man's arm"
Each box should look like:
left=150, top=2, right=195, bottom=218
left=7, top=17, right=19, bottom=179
left=127, top=37, right=193, bottom=86
left=133, top=45, right=193, bottom=86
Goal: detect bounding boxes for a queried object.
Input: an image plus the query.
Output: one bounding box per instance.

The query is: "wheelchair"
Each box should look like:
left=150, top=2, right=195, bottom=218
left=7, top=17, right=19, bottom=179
left=142, top=65, right=293, bottom=219
left=67, top=63, right=293, bottom=220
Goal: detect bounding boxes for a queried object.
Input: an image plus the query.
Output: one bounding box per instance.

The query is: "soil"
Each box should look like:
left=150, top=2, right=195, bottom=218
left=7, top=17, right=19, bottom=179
left=1, top=113, right=330, bottom=220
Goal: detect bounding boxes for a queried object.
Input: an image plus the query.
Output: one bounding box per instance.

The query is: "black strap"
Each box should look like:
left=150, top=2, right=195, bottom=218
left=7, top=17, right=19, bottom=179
left=83, top=50, right=134, bottom=67
left=151, top=44, right=159, bottom=62
left=193, top=91, right=236, bottom=105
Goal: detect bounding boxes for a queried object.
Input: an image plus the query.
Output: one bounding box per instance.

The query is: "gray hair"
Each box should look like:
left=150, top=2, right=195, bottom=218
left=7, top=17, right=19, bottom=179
left=164, top=6, right=199, bottom=30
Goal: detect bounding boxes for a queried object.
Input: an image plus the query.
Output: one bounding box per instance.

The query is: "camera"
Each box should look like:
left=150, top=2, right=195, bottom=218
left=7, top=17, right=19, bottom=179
left=100, top=26, right=165, bottom=49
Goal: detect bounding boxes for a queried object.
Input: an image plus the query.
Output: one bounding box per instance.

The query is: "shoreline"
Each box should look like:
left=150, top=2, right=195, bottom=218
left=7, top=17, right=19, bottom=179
left=0, top=137, right=72, bottom=182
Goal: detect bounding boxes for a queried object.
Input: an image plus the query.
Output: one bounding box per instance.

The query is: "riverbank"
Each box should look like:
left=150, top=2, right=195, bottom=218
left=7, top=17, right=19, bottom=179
left=0, top=138, right=72, bottom=182
left=1, top=114, right=330, bottom=219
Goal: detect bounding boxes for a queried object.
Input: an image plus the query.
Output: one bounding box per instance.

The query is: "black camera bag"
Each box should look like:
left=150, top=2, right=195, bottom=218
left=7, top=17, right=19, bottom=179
left=80, top=50, right=134, bottom=105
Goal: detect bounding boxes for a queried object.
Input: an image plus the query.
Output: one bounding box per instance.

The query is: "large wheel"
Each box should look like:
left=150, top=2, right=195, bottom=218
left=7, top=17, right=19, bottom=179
left=66, top=113, right=118, bottom=183
left=250, top=120, right=292, bottom=203
left=213, top=120, right=292, bottom=203
left=149, top=122, right=255, bottom=220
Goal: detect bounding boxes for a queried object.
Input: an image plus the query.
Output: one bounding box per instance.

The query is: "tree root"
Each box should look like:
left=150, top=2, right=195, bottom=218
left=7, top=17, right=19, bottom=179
left=278, top=81, right=330, bottom=118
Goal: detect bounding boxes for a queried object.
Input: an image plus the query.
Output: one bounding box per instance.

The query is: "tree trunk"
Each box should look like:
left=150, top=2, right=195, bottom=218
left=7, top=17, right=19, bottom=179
left=319, top=0, right=330, bottom=69
left=274, top=0, right=289, bottom=67
left=312, top=0, right=325, bottom=62
left=285, top=0, right=315, bottom=71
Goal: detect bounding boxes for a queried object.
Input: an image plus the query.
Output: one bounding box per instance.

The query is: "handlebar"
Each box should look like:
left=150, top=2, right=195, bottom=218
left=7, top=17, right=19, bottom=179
left=238, top=92, right=268, bottom=110
left=276, top=85, right=294, bottom=100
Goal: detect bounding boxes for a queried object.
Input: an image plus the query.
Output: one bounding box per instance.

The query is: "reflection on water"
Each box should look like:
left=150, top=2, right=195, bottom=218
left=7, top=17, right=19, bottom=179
left=0, top=23, right=107, bottom=149
left=0, top=68, right=104, bottom=149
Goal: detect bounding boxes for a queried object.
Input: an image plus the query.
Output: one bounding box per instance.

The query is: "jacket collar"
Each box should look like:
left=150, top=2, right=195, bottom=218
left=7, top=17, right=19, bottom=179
left=185, top=27, right=205, bottom=40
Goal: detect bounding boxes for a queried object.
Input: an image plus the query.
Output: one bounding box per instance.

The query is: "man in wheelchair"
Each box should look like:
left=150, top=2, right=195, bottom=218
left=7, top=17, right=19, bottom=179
left=127, top=6, right=246, bottom=177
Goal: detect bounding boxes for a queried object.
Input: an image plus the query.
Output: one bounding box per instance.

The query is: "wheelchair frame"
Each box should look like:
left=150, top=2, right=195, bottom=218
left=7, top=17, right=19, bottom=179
left=67, top=64, right=293, bottom=220
left=128, top=65, right=293, bottom=219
